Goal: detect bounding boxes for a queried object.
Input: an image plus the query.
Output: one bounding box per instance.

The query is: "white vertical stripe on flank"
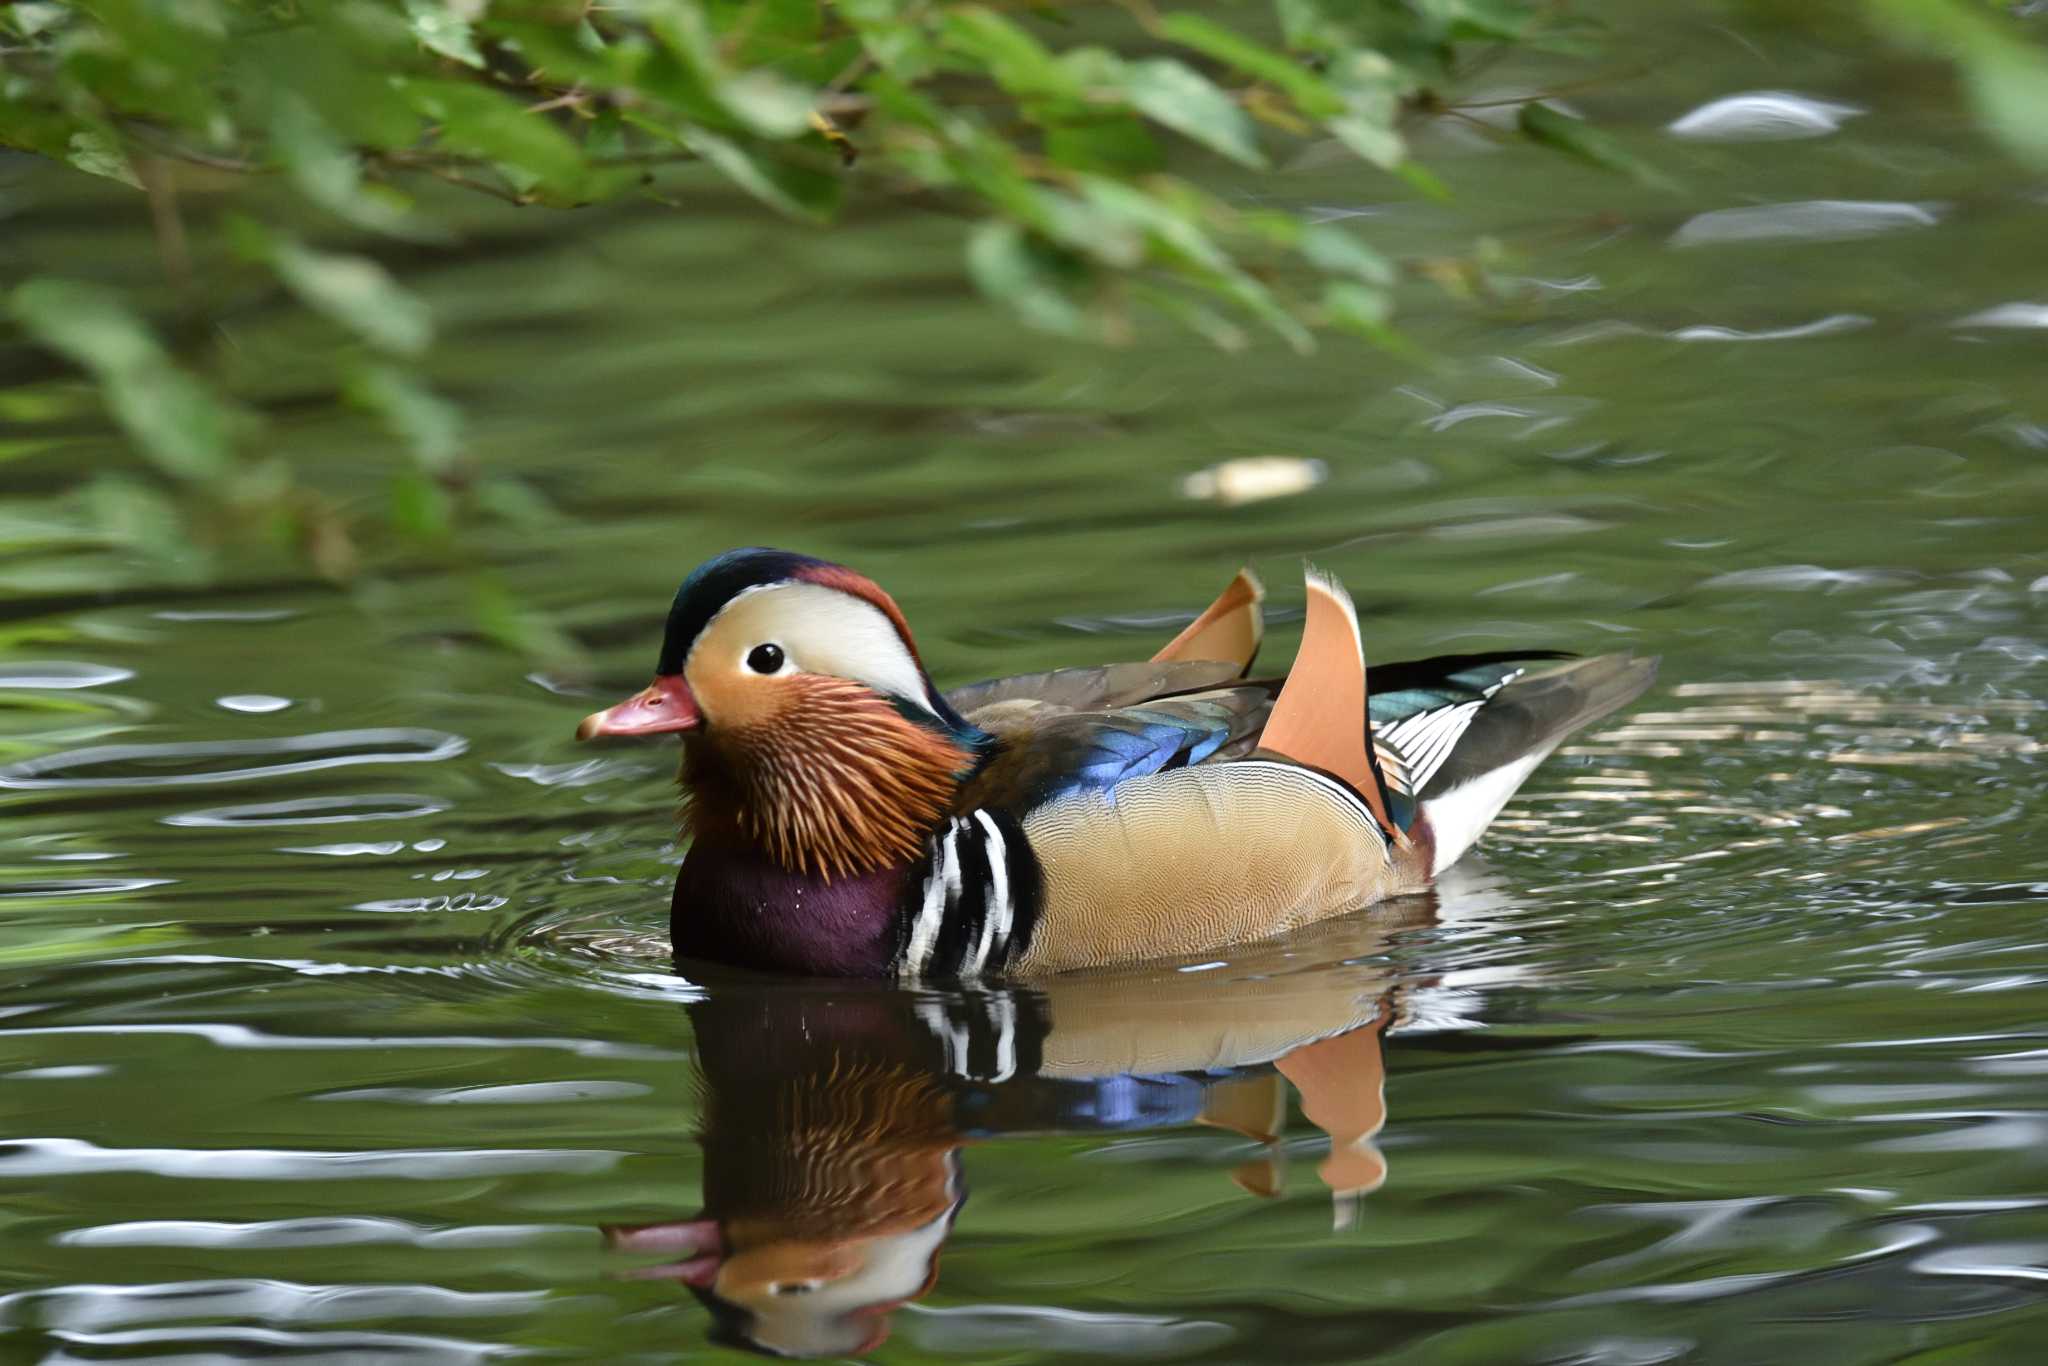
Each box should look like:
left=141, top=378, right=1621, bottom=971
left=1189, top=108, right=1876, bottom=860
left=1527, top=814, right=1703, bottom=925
left=969, top=810, right=1011, bottom=973
left=902, top=822, right=958, bottom=976
left=939, top=820, right=964, bottom=908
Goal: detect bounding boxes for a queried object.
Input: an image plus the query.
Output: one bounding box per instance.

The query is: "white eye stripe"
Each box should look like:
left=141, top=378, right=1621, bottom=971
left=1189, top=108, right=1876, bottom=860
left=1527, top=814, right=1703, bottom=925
left=690, top=583, right=935, bottom=713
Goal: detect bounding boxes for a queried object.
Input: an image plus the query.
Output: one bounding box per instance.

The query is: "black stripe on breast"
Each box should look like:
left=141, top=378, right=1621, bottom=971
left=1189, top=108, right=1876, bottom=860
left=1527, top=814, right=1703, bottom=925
left=894, top=810, right=1046, bottom=981
left=931, top=820, right=990, bottom=977
left=986, top=808, right=1044, bottom=973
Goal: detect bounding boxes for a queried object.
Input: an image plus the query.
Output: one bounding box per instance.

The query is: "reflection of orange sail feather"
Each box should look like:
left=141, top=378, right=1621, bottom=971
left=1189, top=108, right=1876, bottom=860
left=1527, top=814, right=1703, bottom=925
left=1276, top=1005, right=1392, bottom=1205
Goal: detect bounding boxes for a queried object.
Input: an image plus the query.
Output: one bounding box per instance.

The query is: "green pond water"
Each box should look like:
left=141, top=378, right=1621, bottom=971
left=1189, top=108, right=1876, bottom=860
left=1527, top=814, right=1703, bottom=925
left=4, top=4, right=2048, bottom=1361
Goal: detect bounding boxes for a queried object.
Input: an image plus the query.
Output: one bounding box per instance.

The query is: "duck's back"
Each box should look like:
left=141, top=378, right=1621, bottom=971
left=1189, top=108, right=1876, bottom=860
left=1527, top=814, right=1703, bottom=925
left=941, top=645, right=1653, bottom=974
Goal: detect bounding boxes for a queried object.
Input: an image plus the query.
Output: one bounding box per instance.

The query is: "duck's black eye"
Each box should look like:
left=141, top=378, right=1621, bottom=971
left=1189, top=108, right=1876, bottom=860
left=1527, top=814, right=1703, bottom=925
left=746, top=643, right=785, bottom=674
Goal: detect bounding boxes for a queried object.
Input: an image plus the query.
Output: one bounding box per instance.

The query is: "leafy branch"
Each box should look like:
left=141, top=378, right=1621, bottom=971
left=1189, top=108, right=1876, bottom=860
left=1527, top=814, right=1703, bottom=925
left=3, top=0, right=2042, bottom=647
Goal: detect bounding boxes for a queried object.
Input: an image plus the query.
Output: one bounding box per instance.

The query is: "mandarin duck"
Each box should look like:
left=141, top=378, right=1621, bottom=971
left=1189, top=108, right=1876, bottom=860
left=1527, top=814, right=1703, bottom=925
left=576, top=548, right=1656, bottom=978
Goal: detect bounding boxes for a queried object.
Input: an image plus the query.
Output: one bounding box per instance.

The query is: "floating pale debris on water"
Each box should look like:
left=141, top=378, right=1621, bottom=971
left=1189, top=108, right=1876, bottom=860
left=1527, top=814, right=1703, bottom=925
left=1179, top=455, right=1327, bottom=507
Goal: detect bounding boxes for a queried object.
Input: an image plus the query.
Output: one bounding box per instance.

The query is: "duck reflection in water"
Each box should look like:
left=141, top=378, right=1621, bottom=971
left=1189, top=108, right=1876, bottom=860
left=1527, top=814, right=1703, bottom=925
left=607, top=897, right=1446, bottom=1358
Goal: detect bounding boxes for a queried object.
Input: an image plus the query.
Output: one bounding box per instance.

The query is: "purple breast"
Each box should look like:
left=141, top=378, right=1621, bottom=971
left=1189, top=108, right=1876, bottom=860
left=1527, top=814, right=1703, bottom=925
left=670, top=841, right=908, bottom=978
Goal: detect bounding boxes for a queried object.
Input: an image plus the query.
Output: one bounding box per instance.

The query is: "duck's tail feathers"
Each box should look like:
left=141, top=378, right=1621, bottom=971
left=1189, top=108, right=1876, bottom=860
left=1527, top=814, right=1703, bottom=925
left=1257, top=567, right=1407, bottom=845
left=1152, top=567, right=1265, bottom=677
left=1417, top=651, right=1658, bottom=874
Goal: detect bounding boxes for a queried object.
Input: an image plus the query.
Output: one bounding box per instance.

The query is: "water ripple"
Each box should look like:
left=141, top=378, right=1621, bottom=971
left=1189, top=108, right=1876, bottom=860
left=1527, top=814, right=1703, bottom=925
left=59, top=1217, right=583, bottom=1249
left=1671, top=201, right=1942, bottom=247
left=1667, top=91, right=1863, bottom=141
left=0, top=1023, right=683, bottom=1059
left=0, top=730, right=467, bottom=791
left=0, top=662, right=134, bottom=690
left=164, top=793, right=448, bottom=828
left=1953, top=303, right=2048, bottom=330
left=1, top=1280, right=546, bottom=1332
left=0, top=877, right=172, bottom=899
left=40, top=1325, right=516, bottom=1362
left=0, top=1137, right=619, bottom=1180
left=1669, top=314, right=1871, bottom=343
left=215, top=693, right=293, bottom=714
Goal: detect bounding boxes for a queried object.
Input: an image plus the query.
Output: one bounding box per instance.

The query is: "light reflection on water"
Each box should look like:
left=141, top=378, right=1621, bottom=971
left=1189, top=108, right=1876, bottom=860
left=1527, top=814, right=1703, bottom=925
left=3, top=0, right=2047, bottom=1359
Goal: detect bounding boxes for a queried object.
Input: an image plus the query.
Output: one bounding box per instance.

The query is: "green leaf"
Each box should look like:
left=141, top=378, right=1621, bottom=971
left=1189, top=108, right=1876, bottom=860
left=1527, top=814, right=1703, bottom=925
left=1328, top=112, right=1405, bottom=169
left=405, top=0, right=485, bottom=68
left=472, top=476, right=560, bottom=528
left=682, top=128, right=843, bottom=221
left=1322, top=280, right=1391, bottom=333
left=1215, top=273, right=1314, bottom=355
left=11, top=280, right=157, bottom=375
left=5, top=4, right=70, bottom=39
left=1954, top=26, right=2048, bottom=168
left=1863, top=0, right=2048, bottom=168
left=347, top=364, right=463, bottom=472
left=64, top=129, right=140, bottom=188
left=837, top=0, right=939, bottom=78
left=1155, top=13, right=1344, bottom=117
left=1122, top=58, right=1266, bottom=168
left=1425, top=0, right=1532, bottom=42
left=644, top=0, right=816, bottom=137
left=1077, top=178, right=1231, bottom=273
left=483, top=17, right=638, bottom=90
left=1044, top=113, right=1164, bottom=175
left=1517, top=101, right=1676, bottom=190
left=1300, top=222, right=1396, bottom=287
left=271, top=95, right=417, bottom=236
left=1132, top=281, right=1248, bottom=352
left=471, top=574, right=583, bottom=665
left=238, top=224, right=433, bottom=356
left=404, top=79, right=588, bottom=198
left=389, top=469, right=454, bottom=539
left=1325, top=50, right=1407, bottom=170
left=81, top=475, right=210, bottom=580
left=967, top=220, right=1091, bottom=337
left=10, top=279, right=236, bottom=485
left=942, top=8, right=1083, bottom=99
left=1322, top=281, right=1416, bottom=355
left=715, top=71, right=820, bottom=140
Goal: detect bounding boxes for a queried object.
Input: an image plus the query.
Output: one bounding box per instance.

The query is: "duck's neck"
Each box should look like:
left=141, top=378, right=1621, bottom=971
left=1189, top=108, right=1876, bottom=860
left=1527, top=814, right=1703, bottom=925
left=672, top=838, right=913, bottom=977
left=671, top=693, right=992, bottom=976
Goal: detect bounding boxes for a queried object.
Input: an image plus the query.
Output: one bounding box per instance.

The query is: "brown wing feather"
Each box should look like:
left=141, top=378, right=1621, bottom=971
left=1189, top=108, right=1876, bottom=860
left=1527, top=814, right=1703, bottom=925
left=958, top=684, right=1277, bottom=813
left=945, top=659, right=1246, bottom=719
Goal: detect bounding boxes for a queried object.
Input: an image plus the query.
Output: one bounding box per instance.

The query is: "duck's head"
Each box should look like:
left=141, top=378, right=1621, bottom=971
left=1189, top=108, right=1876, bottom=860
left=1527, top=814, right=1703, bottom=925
left=576, top=548, right=987, bottom=879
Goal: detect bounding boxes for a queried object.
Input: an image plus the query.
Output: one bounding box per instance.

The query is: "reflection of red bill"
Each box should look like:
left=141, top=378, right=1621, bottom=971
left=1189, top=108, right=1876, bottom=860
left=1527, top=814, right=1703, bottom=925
left=604, top=1218, right=724, bottom=1288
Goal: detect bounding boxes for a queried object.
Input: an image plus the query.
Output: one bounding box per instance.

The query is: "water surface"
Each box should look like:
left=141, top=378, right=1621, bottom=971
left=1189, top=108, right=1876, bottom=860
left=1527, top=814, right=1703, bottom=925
left=3, top=2, right=2046, bottom=1360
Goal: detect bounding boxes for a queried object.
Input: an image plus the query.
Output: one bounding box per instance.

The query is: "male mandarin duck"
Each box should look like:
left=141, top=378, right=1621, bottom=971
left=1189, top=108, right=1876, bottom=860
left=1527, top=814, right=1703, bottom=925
left=576, top=547, right=1656, bottom=978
